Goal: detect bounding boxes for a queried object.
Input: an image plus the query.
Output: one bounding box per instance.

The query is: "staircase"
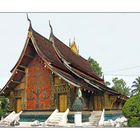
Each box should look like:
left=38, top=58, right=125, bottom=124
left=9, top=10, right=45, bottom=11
left=44, top=109, right=69, bottom=126
left=89, top=111, right=102, bottom=126
left=0, top=111, right=23, bottom=127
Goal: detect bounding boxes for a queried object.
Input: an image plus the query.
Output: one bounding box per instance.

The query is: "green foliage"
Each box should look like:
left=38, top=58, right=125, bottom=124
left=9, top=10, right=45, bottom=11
left=72, top=97, right=85, bottom=112
left=88, top=57, right=103, bottom=77
left=0, top=97, right=9, bottom=118
left=0, top=110, right=6, bottom=118
left=105, top=81, right=111, bottom=86
left=131, top=77, right=140, bottom=95
left=127, top=117, right=140, bottom=127
left=122, top=93, right=140, bottom=127
left=112, top=77, right=130, bottom=96
left=122, top=93, right=140, bottom=118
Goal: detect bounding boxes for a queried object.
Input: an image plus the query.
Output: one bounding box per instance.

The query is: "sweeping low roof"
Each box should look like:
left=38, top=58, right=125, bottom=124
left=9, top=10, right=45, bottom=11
left=0, top=23, right=119, bottom=96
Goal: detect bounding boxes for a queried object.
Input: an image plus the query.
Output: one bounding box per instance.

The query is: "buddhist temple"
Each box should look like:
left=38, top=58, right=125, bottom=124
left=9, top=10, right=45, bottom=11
left=0, top=19, right=127, bottom=113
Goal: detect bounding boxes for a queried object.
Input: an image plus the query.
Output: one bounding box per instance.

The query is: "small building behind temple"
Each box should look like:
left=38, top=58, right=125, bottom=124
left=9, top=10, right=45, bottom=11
left=0, top=21, right=127, bottom=113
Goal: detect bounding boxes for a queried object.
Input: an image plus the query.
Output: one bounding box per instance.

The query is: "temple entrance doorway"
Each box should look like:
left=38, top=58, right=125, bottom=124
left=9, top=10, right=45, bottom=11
left=58, top=94, right=67, bottom=112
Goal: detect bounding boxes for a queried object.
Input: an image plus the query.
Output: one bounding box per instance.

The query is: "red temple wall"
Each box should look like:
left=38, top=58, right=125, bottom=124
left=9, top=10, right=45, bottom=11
left=26, top=55, right=51, bottom=110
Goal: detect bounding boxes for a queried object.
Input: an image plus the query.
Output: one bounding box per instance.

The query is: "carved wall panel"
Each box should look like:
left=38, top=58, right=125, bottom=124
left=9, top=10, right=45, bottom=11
left=51, top=83, right=71, bottom=109
left=69, top=86, right=76, bottom=109
left=26, top=55, right=51, bottom=110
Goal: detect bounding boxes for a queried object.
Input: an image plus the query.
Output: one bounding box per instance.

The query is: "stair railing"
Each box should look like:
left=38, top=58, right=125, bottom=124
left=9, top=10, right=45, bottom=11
left=44, top=109, right=58, bottom=124
left=60, top=108, right=69, bottom=124
left=98, top=109, right=105, bottom=126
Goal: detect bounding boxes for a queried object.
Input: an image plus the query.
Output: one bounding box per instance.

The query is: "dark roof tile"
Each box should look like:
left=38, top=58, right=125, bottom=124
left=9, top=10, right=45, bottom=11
left=52, top=35, right=103, bottom=81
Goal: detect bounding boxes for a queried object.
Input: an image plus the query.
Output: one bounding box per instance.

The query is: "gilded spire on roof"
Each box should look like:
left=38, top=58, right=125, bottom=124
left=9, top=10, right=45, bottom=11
left=69, top=39, right=79, bottom=55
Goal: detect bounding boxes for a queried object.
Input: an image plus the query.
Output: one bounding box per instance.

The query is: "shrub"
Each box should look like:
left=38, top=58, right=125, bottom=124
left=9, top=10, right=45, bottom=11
left=122, top=93, right=140, bottom=127
left=122, top=93, right=140, bottom=118
left=128, top=117, right=140, bottom=127
left=0, top=97, right=9, bottom=118
left=0, top=109, right=6, bottom=118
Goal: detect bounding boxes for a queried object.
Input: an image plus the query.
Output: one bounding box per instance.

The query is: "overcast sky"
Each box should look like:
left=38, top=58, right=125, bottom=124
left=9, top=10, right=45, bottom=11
left=0, top=13, right=140, bottom=89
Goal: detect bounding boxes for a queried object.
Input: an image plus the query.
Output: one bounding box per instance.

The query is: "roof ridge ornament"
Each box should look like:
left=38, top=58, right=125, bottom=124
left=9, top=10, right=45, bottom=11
left=49, top=20, right=54, bottom=41
left=49, top=20, right=53, bottom=34
left=26, top=13, right=32, bottom=31
left=69, top=38, right=79, bottom=55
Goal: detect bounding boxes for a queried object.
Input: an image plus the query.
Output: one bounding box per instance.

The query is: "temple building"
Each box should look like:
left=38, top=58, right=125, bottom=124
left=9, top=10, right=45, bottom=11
left=0, top=20, right=127, bottom=113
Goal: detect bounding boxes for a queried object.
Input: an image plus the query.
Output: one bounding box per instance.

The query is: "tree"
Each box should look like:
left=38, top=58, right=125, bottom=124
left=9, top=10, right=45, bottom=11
left=105, top=81, right=111, bottom=87
left=0, top=97, right=9, bottom=118
left=88, top=57, right=103, bottom=77
left=131, top=77, right=140, bottom=95
left=122, top=93, right=140, bottom=127
left=111, top=77, right=130, bottom=96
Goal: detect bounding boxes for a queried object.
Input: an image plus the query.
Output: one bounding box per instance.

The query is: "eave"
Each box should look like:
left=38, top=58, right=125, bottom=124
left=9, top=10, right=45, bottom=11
left=10, top=32, right=32, bottom=73
left=1, top=25, right=121, bottom=97
left=0, top=69, right=25, bottom=95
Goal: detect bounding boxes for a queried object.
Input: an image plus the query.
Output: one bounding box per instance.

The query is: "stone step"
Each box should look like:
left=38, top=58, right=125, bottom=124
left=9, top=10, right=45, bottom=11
left=46, top=113, right=65, bottom=125
left=89, top=111, right=103, bottom=126
left=54, top=115, right=62, bottom=118
left=48, top=119, right=61, bottom=122
left=45, top=109, right=69, bottom=126
left=48, top=119, right=61, bottom=121
left=47, top=121, right=59, bottom=123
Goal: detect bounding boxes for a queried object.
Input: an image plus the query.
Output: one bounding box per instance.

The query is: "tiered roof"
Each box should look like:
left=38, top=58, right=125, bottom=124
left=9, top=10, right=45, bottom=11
left=0, top=22, right=123, bottom=98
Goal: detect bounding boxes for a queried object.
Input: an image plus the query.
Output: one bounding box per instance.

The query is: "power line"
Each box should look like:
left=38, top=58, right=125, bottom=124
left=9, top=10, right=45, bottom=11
left=105, top=65, right=140, bottom=73
left=104, top=74, right=140, bottom=77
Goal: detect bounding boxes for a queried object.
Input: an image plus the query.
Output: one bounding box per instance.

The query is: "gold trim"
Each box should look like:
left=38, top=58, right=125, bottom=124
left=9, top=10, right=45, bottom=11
left=69, top=41, right=79, bottom=55
left=28, top=31, right=32, bottom=38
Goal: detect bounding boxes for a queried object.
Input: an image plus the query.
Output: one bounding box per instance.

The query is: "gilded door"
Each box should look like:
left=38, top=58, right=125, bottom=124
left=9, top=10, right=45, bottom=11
left=16, top=98, right=22, bottom=113
left=59, top=94, right=67, bottom=112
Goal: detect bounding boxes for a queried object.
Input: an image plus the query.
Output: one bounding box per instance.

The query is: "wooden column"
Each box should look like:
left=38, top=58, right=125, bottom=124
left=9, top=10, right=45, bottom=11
left=104, top=92, right=111, bottom=110
left=89, top=93, right=94, bottom=111
left=109, top=96, right=117, bottom=110
left=9, top=91, right=16, bottom=111
left=16, top=97, right=22, bottom=113
left=24, top=68, right=28, bottom=110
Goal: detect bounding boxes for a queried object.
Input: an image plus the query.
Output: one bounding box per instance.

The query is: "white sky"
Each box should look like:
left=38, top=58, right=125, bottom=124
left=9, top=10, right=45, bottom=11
left=0, top=13, right=140, bottom=89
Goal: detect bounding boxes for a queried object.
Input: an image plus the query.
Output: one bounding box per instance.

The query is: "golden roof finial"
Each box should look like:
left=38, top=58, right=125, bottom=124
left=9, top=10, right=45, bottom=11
left=69, top=38, right=79, bottom=55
